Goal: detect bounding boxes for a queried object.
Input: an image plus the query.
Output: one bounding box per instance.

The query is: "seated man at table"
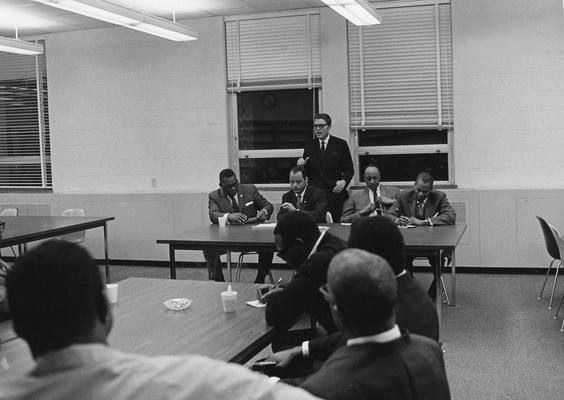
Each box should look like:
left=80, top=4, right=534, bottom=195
left=268, top=216, right=438, bottom=375
left=299, top=249, right=451, bottom=400
left=0, top=259, right=10, bottom=322
left=2, top=240, right=321, bottom=400
left=261, top=211, right=346, bottom=334
left=392, top=171, right=456, bottom=299
left=206, top=168, right=274, bottom=283
left=278, top=166, right=327, bottom=223
left=340, top=164, right=399, bottom=223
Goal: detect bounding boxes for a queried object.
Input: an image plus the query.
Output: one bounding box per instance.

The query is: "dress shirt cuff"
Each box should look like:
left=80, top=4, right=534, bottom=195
left=427, top=218, right=434, bottom=226
left=268, top=376, right=281, bottom=384
left=301, top=341, right=310, bottom=357
left=223, top=213, right=230, bottom=224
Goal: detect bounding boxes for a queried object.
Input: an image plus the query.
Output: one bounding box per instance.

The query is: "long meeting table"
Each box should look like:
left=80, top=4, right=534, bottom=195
left=0, top=215, right=114, bottom=280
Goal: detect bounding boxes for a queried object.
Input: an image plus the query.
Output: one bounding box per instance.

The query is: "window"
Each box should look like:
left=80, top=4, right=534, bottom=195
left=0, top=42, right=51, bottom=189
left=225, top=10, right=321, bottom=184
left=348, top=0, right=453, bottom=184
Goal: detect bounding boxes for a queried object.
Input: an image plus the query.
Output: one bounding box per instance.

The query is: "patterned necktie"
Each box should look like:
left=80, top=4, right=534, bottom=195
left=320, top=140, right=326, bottom=156
left=296, top=193, right=303, bottom=210
left=229, top=195, right=239, bottom=212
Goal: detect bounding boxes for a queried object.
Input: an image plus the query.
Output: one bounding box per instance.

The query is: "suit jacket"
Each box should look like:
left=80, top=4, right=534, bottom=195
left=393, top=189, right=456, bottom=225
left=278, top=186, right=328, bottom=223
left=340, top=185, right=400, bottom=223
left=308, top=273, right=439, bottom=361
left=300, top=332, right=450, bottom=400
left=302, top=136, right=354, bottom=194
left=265, top=232, right=347, bottom=333
left=208, top=184, right=273, bottom=224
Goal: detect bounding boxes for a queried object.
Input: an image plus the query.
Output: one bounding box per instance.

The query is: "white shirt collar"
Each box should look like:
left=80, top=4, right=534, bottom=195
left=319, top=135, right=330, bottom=145
left=396, top=269, right=407, bottom=278
left=295, top=186, right=307, bottom=198
left=346, top=324, right=401, bottom=346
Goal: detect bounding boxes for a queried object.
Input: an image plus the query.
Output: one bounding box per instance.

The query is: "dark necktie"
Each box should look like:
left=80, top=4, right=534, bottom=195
left=296, top=193, right=303, bottom=210
left=320, top=140, right=326, bottom=156
left=416, top=201, right=425, bottom=219
left=229, top=195, right=239, bottom=212
left=372, top=190, right=382, bottom=215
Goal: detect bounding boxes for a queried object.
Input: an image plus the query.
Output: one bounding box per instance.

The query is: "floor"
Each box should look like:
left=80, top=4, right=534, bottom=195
left=107, top=265, right=564, bottom=400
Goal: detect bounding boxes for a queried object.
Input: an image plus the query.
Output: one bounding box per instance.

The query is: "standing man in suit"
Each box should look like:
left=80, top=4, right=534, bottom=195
left=393, top=171, right=456, bottom=299
left=340, top=164, right=400, bottom=223
left=278, top=166, right=327, bottom=223
left=299, top=249, right=451, bottom=400
left=297, top=113, right=354, bottom=222
left=206, top=168, right=274, bottom=283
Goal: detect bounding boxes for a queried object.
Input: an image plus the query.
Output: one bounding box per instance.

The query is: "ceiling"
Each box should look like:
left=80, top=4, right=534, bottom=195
left=0, top=0, right=326, bottom=37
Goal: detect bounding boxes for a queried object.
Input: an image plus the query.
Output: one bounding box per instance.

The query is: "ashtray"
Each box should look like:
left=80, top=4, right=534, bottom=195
left=163, top=298, right=192, bottom=311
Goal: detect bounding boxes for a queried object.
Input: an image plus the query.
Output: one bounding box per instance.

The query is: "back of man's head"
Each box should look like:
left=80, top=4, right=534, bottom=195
left=328, top=249, right=397, bottom=335
left=347, top=216, right=405, bottom=275
left=7, top=240, right=107, bottom=357
left=274, top=211, right=319, bottom=245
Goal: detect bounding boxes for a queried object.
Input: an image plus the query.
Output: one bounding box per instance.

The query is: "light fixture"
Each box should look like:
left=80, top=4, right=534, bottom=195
left=321, top=0, right=382, bottom=26
left=31, top=0, right=198, bottom=41
left=0, top=36, right=44, bottom=55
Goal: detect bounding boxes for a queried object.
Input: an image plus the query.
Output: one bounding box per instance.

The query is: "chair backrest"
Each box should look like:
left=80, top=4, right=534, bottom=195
left=60, top=208, right=86, bottom=243
left=0, top=208, right=17, bottom=217
left=325, top=211, right=333, bottom=224
left=548, top=224, right=564, bottom=262
left=536, top=216, right=560, bottom=260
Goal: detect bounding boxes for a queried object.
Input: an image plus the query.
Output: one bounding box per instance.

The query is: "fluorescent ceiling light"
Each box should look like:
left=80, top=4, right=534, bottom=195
left=0, top=36, right=44, bottom=55
left=321, top=0, right=382, bottom=26
left=31, top=0, right=198, bottom=41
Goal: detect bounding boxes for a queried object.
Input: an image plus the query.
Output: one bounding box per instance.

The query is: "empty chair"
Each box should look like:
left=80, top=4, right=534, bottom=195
left=59, top=208, right=87, bottom=243
left=536, top=216, right=561, bottom=307
left=546, top=224, right=564, bottom=310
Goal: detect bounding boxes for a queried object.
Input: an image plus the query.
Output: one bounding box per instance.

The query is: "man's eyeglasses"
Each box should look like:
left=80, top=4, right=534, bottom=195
left=319, top=283, right=333, bottom=302
left=221, top=181, right=239, bottom=190
left=364, top=176, right=380, bottom=182
left=312, top=124, right=327, bottom=129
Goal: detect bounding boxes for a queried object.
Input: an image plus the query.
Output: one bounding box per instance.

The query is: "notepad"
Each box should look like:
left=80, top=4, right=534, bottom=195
left=252, top=223, right=277, bottom=228
left=246, top=300, right=267, bottom=308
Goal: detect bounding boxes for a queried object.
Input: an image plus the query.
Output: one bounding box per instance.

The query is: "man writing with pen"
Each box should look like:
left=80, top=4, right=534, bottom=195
left=392, top=171, right=456, bottom=300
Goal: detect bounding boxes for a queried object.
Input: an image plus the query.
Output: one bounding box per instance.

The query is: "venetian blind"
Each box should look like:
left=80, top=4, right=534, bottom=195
left=349, top=0, right=453, bottom=128
left=225, top=10, right=321, bottom=91
left=0, top=42, right=51, bottom=189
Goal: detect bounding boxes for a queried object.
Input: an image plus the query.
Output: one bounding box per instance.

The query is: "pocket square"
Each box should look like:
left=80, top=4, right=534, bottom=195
left=245, top=201, right=254, bottom=207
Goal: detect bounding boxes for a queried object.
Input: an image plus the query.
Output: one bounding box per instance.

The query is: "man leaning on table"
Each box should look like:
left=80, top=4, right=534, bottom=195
left=392, top=171, right=456, bottom=299
left=340, top=164, right=400, bottom=223
left=1, top=240, right=321, bottom=400
left=206, top=168, right=274, bottom=283
left=278, top=166, right=327, bottom=223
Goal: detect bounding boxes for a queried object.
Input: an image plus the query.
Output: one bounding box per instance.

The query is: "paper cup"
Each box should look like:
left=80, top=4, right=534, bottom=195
left=218, top=216, right=227, bottom=227
left=221, top=289, right=237, bottom=312
left=105, top=283, right=119, bottom=304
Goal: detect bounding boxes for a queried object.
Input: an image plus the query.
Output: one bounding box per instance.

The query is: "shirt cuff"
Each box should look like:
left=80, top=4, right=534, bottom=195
left=268, top=376, right=281, bottom=384
left=427, top=218, right=434, bottom=226
left=223, top=213, right=229, bottom=224
left=302, top=341, right=310, bottom=357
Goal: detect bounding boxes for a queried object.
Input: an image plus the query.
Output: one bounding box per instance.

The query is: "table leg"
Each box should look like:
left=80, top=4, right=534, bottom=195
left=450, top=249, right=456, bottom=306
left=434, top=249, right=442, bottom=340
left=169, top=245, right=177, bottom=279
left=227, top=251, right=232, bottom=282
left=103, top=222, right=110, bottom=282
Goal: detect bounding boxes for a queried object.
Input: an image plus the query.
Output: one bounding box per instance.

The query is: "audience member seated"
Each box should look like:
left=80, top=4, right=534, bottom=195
left=299, top=249, right=451, bottom=400
left=260, top=211, right=346, bottom=335
left=392, top=171, right=456, bottom=299
left=340, top=164, right=399, bottom=222
left=206, top=168, right=274, bottom=283
left=268, top=216, right=439, bottom=375
left=278, top=166, right=327, bottom=223
left=0, top=259, right=10, bottom=322
left=1, top=240, right=321, bottom=400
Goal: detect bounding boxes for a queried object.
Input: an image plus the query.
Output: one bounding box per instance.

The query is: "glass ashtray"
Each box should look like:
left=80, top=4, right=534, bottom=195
left=163, top=298, right=192, bottom=311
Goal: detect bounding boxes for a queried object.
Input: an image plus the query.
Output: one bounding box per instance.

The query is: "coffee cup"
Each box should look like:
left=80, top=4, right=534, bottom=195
left=221, top=285, right=237, bottom=312
left=218, top=215, right=227, bottom=228
left=105, top=283, right=119, bottom=304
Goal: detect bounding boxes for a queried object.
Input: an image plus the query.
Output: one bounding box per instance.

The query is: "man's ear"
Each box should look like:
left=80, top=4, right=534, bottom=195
left=295, top=238, right=305, bottom=247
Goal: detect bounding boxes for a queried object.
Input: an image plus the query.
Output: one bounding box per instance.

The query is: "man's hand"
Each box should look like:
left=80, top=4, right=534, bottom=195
left=379, top=195, right=396, bottom=206
left=227, top=213, right=247, bottom=224
left=409, top=217, right=427, bottom=226
left=333, top=180, right=347, bottom=193
left=267, top=346, right=303, bottom=368
left=395, top=216, right=411, bottom=226
left=280, top=202, right=297, bottom=212
left=256, top=209, right=268, bottom=222
left=360, top=202, right=376, bottom=216
left=297, top=157, right=310, bottom=166
left=256, top=284, right=284, bottom=303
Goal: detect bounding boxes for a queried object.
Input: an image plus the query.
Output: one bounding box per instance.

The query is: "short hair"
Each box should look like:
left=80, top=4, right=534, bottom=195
left=289, top=166, right=308, bottom=179
left=416, top=171, right=434, bottom=185
left=328, top=249, right=397, bottom=334
left=6, top=240, right=107, bottom=355
left=347, top=216, right=405, bottom=275
left=314, top=113, right=332, bottom=127
left=364, top=164, right=381, bottom=175
left=219, top=168, right=237, bottom=182
left=274, top=211, right=319, bottom=245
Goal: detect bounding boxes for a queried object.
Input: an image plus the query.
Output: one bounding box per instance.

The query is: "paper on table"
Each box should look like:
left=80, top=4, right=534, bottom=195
left=398, top=224, right=416, bottom=229
left=246, top=300, right=267, bottom=308
left=340, top=223, right=351, bottom=226
left=252, top=223, right=277, bottom=228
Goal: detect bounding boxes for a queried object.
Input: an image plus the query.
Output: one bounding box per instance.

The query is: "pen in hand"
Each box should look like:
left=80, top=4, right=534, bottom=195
left=257, top=278, right=283, bottom=303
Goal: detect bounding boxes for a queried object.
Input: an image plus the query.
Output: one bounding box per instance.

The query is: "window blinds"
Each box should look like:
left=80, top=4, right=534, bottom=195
left=0, top=43, right=51, bottom=189
left=348, top=0, right=453, bottom=129
left=225, top=10, right=321, bottom=91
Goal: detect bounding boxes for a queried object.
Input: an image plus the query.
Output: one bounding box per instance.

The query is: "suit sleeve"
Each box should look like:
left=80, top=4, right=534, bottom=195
left=340, top=141, right=354, bottom=188
left=277, top=192, right=291, bottom=221
left=340, top=196, right=359, bottom=223
left=430, top=193, right=456, bottom=225
left=265, top=278, right=316, bottom=331
left=208, top=192, right=225, bottom=224
left=308, top=332, right=344, bottom=361
left=252, top=185, right=274, bottom=219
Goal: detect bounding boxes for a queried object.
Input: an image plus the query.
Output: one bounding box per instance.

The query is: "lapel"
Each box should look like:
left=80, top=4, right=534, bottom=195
left=219, top=190, right=234, bottom=213
left=407, top=191, right=417, bottom=217
left=361, top=188, right=371, bottom=207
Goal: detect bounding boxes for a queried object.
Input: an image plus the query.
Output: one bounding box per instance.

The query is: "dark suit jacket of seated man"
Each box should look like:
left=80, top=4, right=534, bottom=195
left=262, top=212, right=347, bottom=334
left=278, top=166, right=328, bottom=223
left=340, top=164, right=400, bottom=223
left=206, top=168, right=274, bottom=283
left=299, top=249, right=450, bottom=400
